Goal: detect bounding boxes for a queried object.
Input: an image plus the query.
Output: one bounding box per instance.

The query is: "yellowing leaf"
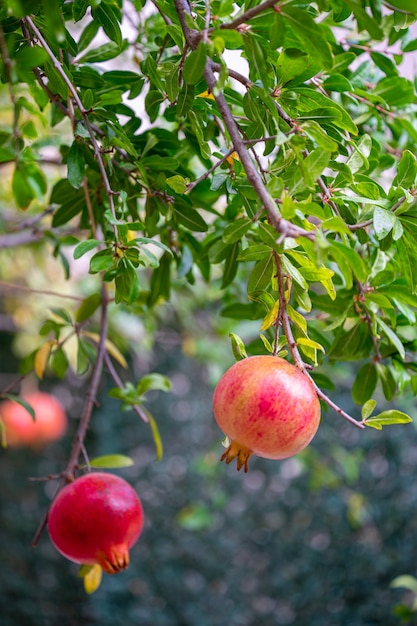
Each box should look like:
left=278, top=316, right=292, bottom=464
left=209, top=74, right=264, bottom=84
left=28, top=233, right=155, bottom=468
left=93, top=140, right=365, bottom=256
left=0, top=418, right=7, bottom=448
left=297, top=337, right=325, bottom=352
left=34, top=340, right=55, bottom=379
left=196, top=89, right=215, bottom=100
left=142, top=406, right=163, bottom=461
left=260, top=300, right=279, bottom=331
left=81, top=332, right=128, bottom=368
left=82, top=564, right=103, bottom=594
left=226, top=151, right=240, bottom=165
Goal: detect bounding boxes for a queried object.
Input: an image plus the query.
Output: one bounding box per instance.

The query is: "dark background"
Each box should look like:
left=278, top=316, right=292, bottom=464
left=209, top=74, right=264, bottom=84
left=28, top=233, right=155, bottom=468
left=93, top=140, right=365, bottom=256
left=1, top=330, right=417, bottom=626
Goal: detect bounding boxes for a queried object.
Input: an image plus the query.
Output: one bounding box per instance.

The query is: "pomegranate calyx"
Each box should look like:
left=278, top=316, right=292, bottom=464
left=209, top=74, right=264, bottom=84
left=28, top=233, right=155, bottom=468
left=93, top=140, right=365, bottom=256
left=98, top=545, right=130, bottom=575
left=220, top=439, right=253, bottom=473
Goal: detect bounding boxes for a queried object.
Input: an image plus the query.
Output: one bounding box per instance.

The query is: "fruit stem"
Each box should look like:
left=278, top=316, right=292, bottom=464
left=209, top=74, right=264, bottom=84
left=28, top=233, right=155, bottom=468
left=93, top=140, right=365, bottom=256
left=221, top=440, right=253, bottom=473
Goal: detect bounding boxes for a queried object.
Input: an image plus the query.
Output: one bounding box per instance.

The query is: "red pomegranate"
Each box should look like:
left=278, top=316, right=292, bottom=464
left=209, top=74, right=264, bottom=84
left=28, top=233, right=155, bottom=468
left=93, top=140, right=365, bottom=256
left=0, top=391, right=67, bottom=448
left=213, top=355, right=321, bottom=472
left=47, top=472, right=144, bottom=574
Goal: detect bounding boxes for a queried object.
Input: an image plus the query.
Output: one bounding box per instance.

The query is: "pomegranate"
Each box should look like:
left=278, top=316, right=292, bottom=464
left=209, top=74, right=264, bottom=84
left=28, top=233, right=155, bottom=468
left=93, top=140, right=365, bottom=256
left=47, top=472, right=144, bottom=575
left=0, top=392, right=67, bottom=448
left=213, top=355, right=321, bottom=472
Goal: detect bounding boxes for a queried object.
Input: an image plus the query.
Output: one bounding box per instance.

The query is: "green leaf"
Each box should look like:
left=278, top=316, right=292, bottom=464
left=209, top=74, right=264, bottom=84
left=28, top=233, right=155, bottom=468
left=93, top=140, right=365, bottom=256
left=73, top=0, right=88, bottom=21
left=136, top=373, right=171, bottom=396
left=377, top=317, right=405, bottom=359
left=244, top=33, right=272, bottom=90
left=237, top=244, right=271, bottom=262
left=361, top=399, right=377, bottom=420
left=374, top=76, right=415, bottom=107
left=301, top=120, right=338, bottom=152
left=79, top=41, right=126, bottom=63
left=352, top=362, right=377, bottom=404
left=229, top=332, right=248, bottom=361
left=67, top=140, right=85, bottom=189
left=295, top=88, right=358, bottom=135
left=73, top=239, right=102, bottom=259
left=93, top=5, right=122, bottom=48
left=176, top=82, right=195, bottom=117
left=222, top=242, right=239, bottom=288
left=247, top=253, right=273, bottom=294
left=275, top=48, right=321, bottom=88
left=395, top=149, right=417, bottom=188
left=376, top=363, right=397, bottom=401
left=364, top=410, right=413, bottom=430
left=142, top=407, right=163, bottom=461
left=220, top=302, right=264, bottom=320
left=89, top=454, right=134, bottom=469
left=50, top=347, right=69, bottom=379
left=175, top=204, right=208, bottom=232
left=115, top=266, right=140, bottom=304
left=280, top=7, right=333, bottom=70
left=373, top=206, right=396, bottom=240
left=329, top=241, right=367, bottom=283
left=1, top=395, right=35, bottom=421
left=167, top=175, right=188, bottom=194
left=89, top=250, right=114, bottom=274
left=222, top=218, right=252, bottom=244
left=183, top=41, right=207, bottom=84
left=328, top=323, right=368, bottom=360
left=75, top=293, right=102, bottom=323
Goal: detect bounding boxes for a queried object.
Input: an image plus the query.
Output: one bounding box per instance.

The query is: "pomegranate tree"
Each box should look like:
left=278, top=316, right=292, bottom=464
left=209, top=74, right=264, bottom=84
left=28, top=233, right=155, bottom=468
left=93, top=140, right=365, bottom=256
left=47, top=472, right=144, bottom=575
left=0, top=392, right=67, bottom=449
left=213, top=355, right=321, bottom=472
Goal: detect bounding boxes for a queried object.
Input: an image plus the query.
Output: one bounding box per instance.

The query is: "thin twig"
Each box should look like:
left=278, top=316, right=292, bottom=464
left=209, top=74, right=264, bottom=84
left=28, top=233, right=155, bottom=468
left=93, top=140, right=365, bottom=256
left=186, top=148, right=235, bottom=192
left=0, top=281, right=84, bottom=301
left=23, top=17, right=120, bottom=238
left=63, top=284, right=110, bottom=482
left=104, top=352, right=149, bottom=424
left=275, top=253, right=365, bottom=429
left=219, top=0, right=281, bottom=30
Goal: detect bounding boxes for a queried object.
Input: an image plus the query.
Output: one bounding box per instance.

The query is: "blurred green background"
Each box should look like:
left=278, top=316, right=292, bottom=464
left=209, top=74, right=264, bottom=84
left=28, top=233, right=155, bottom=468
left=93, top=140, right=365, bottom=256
left=1, top=324, right=417, bottom=626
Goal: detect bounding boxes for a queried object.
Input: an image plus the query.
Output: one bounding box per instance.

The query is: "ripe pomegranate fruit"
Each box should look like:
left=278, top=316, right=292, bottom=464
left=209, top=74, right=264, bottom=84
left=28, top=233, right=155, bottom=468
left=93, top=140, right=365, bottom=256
left=0, top=392, right=67, bottom=448
left=47, top=472, right=144, bottom=575
left=213, top=355, right=321, bottom=472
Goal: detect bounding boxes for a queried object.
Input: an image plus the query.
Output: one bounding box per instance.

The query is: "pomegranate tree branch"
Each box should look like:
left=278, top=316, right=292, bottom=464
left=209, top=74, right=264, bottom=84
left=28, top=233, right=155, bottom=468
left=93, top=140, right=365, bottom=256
left=64, top=285, right=110, bottom=482
left=219, top=0, right=281, bottom=30
left=0, top=281, right=84, bottom=301
left=32, top=281, right=110, bottom=548
left=275, top=253, right=365, bottom=429
left=22, top=17, right=119, bottom=239
left=204, top=60, right=315, bottom=240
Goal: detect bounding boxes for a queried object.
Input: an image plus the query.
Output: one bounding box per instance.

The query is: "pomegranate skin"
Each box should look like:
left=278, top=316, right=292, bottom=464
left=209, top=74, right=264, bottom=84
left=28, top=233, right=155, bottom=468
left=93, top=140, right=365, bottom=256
left=0, top=392, right=67, bottom=448
left=47, top=472, right=144, bottom=575
left=213, top=355, right=321, bottom=471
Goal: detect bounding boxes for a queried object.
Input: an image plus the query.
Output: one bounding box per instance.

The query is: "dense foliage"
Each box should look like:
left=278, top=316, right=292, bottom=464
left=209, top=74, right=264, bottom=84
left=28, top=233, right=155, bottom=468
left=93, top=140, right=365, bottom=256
left=1, top=0, right=417, bottom=606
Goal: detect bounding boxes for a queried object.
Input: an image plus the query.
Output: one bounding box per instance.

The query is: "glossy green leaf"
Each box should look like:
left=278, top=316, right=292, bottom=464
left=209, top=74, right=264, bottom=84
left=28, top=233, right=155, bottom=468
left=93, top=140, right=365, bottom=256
left=73, top=239, right=102, bottom=260
left=364, top=410, right=412, bottom=430
left=280, top=6, right=333, bottom=69
left=67, top=140, right=85, bottom=189
left=222, top=218, right=252, bottom=244
left=183, top=42, right=207, bottom=84
left=352, top=362, right=377, bottom=404
left=247, top=253, right=273, bottom=294
left=89, top=454, right=134, bottom=468
left=361, top=399, right=377, bottom=420
left=229, top=332, right=248, bottom=361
